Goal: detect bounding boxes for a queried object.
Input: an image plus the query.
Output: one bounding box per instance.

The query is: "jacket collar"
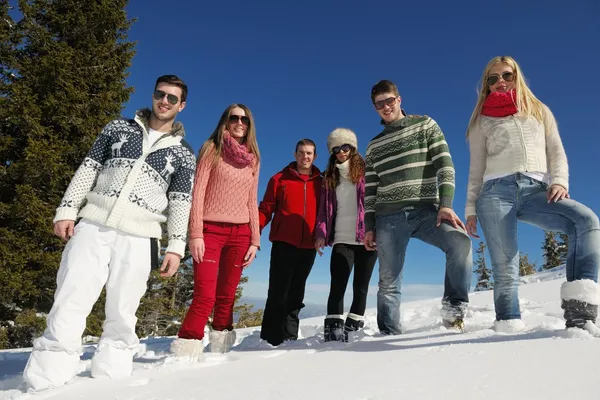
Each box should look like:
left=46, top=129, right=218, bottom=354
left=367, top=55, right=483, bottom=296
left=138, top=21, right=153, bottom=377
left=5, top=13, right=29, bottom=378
left=134, top=108, right=185, bottom=137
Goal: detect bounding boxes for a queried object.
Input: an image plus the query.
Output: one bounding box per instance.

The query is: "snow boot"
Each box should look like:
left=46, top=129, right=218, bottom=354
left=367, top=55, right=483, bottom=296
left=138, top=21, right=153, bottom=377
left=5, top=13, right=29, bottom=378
left=561, top=280, right=600, bottom=337
left=324, top=316, right=345, bottom=342
left=170, top=338, right=205, bottom=361
left=440, top=301, right=467, bottom=332
left=209, top=329, right=237, bottom=353
left=343, top=313, right=365, bottom=342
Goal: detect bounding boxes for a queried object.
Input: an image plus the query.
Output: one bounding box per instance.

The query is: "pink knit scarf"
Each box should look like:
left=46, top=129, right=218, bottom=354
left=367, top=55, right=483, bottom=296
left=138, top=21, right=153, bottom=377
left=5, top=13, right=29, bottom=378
left=222, top=131, right=255, bottom=168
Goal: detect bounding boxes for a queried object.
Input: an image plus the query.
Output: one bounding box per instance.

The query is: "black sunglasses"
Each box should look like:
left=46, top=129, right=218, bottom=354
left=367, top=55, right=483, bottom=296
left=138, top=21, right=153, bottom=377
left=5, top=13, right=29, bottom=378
left=153, top=90, right=179, bottom=105
left=332, top=143, right=352, bottom=155
left=373, top=96, right=397, bottom=110
left=228, top=114, right=250, bottom=126
left=486, top=72, right=515, bottom=86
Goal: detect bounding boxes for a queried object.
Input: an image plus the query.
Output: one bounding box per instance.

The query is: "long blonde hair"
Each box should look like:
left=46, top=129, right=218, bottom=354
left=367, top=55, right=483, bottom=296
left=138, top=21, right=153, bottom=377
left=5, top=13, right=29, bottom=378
left=467, top=56, right=544, bottom=136
left=198, top=103, right=260, bottom=167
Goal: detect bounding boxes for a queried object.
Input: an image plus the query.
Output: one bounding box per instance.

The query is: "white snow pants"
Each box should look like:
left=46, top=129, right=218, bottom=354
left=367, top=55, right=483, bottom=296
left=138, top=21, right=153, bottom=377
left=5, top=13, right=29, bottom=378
left=23, top=219, right=152, bottom=391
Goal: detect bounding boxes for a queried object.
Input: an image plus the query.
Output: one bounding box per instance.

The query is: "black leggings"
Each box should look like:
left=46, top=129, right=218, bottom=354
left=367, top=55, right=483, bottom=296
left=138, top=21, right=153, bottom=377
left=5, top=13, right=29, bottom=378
left=326, top=243, right=377, bottom=316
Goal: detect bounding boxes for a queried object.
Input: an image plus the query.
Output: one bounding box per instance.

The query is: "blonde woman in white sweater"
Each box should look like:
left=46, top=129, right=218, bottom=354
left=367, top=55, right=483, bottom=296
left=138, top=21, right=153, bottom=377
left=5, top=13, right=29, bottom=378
left=465, top=56, right=600, bottom=336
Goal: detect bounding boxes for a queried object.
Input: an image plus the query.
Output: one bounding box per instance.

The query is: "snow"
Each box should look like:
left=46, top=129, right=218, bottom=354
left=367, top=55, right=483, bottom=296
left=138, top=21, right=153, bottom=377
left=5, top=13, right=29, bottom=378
left=1, top=271, right=599, bottom=400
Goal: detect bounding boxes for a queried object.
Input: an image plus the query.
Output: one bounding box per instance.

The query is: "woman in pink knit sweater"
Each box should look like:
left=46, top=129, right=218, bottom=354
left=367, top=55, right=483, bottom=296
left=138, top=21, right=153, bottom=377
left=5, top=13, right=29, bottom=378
left=171, top=104, right=261, bottom=359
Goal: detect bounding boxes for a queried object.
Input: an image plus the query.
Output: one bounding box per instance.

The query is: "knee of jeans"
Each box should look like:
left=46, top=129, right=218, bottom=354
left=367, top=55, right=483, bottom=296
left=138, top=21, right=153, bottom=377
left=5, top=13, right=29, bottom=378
left=493, top=268, right=519, bottom=287
left=574, top=208, right=600, bottom=234
left=447, top=232, right=472, bottom=260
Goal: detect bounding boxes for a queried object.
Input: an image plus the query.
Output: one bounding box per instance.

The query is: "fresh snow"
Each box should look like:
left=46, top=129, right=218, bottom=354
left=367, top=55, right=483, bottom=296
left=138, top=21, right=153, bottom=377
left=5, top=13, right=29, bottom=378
left=1, top=266, right=599, bottom=400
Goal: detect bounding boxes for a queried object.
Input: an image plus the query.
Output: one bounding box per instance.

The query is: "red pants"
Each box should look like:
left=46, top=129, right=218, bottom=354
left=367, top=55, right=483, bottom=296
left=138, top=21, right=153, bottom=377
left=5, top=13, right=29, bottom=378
left=178, top=222, right=251, bottom=340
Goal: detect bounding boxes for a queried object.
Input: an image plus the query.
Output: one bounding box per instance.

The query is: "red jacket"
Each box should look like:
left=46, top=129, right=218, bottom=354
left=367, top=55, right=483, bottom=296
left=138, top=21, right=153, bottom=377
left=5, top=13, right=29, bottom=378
left=259, top=162, right=322, bottom=249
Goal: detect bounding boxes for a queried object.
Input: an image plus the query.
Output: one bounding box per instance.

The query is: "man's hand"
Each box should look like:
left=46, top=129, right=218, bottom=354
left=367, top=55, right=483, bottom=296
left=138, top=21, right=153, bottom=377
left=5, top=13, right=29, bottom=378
left=54, top=220, right=75, bottom=241
left=364, top=231, right=377, bottom=251
left=466, top=215, right=479, bottom=238
left=241, top=245, right=258, bottom=268
left=547, top=185, right=569, bottom=203
left=160, top=252, right=182, bottom=277
left=315, top=238, right=326, bottom=256
left=189, top=238, right=205, bottom=263
left=437, top=207, right=466, bottom=231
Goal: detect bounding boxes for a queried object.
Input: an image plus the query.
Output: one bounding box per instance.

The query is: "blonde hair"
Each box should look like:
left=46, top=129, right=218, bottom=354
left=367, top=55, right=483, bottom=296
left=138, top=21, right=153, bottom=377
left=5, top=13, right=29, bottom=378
left=467, top=56, right=544, bottom=136
left=198, top=103, right=260, bottom=168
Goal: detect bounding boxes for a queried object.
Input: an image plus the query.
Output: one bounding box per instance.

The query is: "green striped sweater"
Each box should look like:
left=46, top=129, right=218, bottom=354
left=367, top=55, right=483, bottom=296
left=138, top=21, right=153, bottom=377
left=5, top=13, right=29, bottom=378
left=364, top=115, right=455, bottom=232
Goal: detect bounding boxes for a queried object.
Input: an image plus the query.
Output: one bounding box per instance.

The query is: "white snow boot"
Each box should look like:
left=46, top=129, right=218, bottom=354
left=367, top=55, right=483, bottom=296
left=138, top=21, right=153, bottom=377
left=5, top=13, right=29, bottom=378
left=170, top=338, right=205, bottom=361
left=208, top=329, right=237, bottom=353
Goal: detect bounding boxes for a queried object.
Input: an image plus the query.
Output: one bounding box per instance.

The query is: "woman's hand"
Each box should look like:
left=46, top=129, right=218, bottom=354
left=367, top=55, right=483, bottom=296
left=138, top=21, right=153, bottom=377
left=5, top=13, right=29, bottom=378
left=189, top=238, right=205, bottom=263
left=547, top=185, right=569, bottom=203
left=242, top=245, right=258, bottom=268
left=315, top=238, right=326, bottom=256
left=466, top=216, right=479, bottom=238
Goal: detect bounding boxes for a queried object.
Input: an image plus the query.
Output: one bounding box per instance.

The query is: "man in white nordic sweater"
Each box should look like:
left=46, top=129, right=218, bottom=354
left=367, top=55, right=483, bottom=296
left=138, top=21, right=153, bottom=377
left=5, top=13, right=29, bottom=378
left=23, top=75, right=196, bottom=391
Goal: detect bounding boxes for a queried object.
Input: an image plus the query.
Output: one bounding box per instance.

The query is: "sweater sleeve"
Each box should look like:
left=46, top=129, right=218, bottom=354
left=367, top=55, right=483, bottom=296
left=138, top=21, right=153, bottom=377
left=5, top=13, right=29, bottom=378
left=465, top=120, right=487, bottom=219
left=426, top=118, right=455, bottom=209
left=54, top=121, right=114, bottom=223
left=165, top=146, right=196, bottom=257
left=542, top=105, right=569, bottom=191
left=248, top=162, right=261, bottom=247
left=188, top=145, right=215, bottom=240
left=258, top=175, right=278, bottom=231
left=314, top=182, right=328, bottom=241
left=364, top=150, right=379, bottom=233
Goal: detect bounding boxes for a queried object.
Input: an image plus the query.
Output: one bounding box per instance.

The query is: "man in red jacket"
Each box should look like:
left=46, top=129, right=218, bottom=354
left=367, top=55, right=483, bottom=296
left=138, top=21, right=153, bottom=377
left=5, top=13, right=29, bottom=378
left=258, top=139, right=323, bottom=346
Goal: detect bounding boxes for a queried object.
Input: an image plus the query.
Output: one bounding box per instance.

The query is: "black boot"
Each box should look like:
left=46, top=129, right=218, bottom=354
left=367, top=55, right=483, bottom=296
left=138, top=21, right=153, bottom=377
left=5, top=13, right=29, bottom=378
left=562, top=299, right=598, bottom=329
left=324, top=317, right=345, bottom=342
left=343, top=314, right=365, bottom=342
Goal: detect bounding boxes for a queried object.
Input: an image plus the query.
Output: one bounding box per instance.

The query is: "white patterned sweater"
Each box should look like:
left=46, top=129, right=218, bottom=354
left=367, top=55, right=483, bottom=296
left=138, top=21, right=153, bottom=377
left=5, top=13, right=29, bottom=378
left=54, top=109, right=197, bottom=256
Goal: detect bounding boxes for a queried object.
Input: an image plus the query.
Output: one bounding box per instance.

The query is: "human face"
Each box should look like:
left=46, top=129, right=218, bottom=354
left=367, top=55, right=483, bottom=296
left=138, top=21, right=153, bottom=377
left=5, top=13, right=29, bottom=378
left=373, top=93, right=402, bottom=123
left=226, top=107, right=248, bottom=142
left=333, top=144, right=352, bottom=163
left=294, top=144, right=316, bottom=172
left=487, top=63, right=516, bottom=93
left=152, top=83, right=185, bottom=121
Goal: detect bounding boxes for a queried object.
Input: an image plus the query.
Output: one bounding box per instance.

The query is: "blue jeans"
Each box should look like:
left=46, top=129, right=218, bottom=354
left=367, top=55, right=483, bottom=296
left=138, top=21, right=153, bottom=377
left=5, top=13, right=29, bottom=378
left=476, top=173, right=600, bottom=321
left=376, top=206, right=472, bottom=335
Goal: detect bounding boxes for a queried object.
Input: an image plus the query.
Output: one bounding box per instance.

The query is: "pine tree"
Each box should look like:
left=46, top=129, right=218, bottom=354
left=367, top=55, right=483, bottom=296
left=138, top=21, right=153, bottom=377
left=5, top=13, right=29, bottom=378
left=557, top=233, right=568, bottom=265
left=474, top=241, right=493, bottom=291
left=542, top=231, right=562, bottom=270
left=0, top=0, right=135, bottom=349
left=519, top=254, right=537, bottom=276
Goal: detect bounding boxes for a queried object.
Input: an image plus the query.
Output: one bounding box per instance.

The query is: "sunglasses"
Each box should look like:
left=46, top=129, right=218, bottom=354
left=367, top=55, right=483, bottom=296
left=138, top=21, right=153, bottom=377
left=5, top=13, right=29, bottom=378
left=153, top=90, right=180, bottom=105
left=373, top=96, right=398, bottom=110
left=332, top=144, right=352, bottom=155
left=486, top=72, right=515, bottom=86
left=228, top=114, right=250, bottom=126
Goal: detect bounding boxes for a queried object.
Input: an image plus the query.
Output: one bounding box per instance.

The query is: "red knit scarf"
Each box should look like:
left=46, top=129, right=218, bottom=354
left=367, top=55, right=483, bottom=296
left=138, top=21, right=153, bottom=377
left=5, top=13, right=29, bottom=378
left=222, top=131, right=255, bottom=168
left=481, top=90, right=518, bottom=117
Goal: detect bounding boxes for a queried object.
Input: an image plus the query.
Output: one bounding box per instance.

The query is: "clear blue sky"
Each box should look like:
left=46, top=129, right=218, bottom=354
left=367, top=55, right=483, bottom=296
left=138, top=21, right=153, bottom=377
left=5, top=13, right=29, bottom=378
left=119, top=0, right=600, bottom=307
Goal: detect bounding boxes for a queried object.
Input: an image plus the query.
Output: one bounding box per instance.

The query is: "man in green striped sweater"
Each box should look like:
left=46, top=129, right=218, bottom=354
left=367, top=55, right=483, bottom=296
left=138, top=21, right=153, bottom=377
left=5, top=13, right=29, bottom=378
left=364, top=80, right=472, bottom=335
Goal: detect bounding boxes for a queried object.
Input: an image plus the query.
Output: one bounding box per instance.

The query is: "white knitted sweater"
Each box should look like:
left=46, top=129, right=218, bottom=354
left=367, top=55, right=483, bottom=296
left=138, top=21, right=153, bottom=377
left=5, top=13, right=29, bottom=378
left=465, top=104, right=568, bottom=218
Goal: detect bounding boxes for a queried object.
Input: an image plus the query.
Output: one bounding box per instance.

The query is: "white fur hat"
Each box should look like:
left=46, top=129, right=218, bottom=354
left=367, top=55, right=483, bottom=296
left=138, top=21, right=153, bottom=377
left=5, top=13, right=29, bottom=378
left=327, top=128, right=358, bottom=154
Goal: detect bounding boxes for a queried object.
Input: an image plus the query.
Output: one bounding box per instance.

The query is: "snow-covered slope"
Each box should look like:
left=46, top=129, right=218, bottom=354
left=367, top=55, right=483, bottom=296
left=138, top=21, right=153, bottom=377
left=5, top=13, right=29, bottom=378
left=1, top=270, right=598, bottom=400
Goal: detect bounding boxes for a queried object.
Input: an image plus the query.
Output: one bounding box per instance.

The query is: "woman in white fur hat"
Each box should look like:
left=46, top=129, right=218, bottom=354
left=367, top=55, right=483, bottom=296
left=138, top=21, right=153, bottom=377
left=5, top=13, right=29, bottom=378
left=315, top=128, right=377, bottom=342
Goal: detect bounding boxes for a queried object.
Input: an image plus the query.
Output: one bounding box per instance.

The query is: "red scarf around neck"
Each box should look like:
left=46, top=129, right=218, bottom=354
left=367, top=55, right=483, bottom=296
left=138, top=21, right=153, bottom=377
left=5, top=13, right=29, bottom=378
left=481, top=90, right=518, bottom=117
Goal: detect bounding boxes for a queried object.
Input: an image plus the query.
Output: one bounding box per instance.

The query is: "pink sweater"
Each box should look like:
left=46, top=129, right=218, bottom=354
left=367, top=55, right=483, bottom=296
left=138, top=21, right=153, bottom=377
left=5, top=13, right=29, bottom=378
left=189, top=146, right=260, bottom=246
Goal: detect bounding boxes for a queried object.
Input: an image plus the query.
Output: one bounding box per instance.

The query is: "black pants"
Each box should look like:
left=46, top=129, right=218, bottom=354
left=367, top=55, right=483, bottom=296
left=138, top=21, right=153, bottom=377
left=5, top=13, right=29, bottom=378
left=260, top=241, right=317, bottom=346
left=327, top=243, right=377, bottom=317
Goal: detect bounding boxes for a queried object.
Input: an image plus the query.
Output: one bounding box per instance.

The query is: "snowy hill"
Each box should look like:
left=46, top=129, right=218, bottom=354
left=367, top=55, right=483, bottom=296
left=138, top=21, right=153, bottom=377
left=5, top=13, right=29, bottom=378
left=1, top=267, right=599, bottom=400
